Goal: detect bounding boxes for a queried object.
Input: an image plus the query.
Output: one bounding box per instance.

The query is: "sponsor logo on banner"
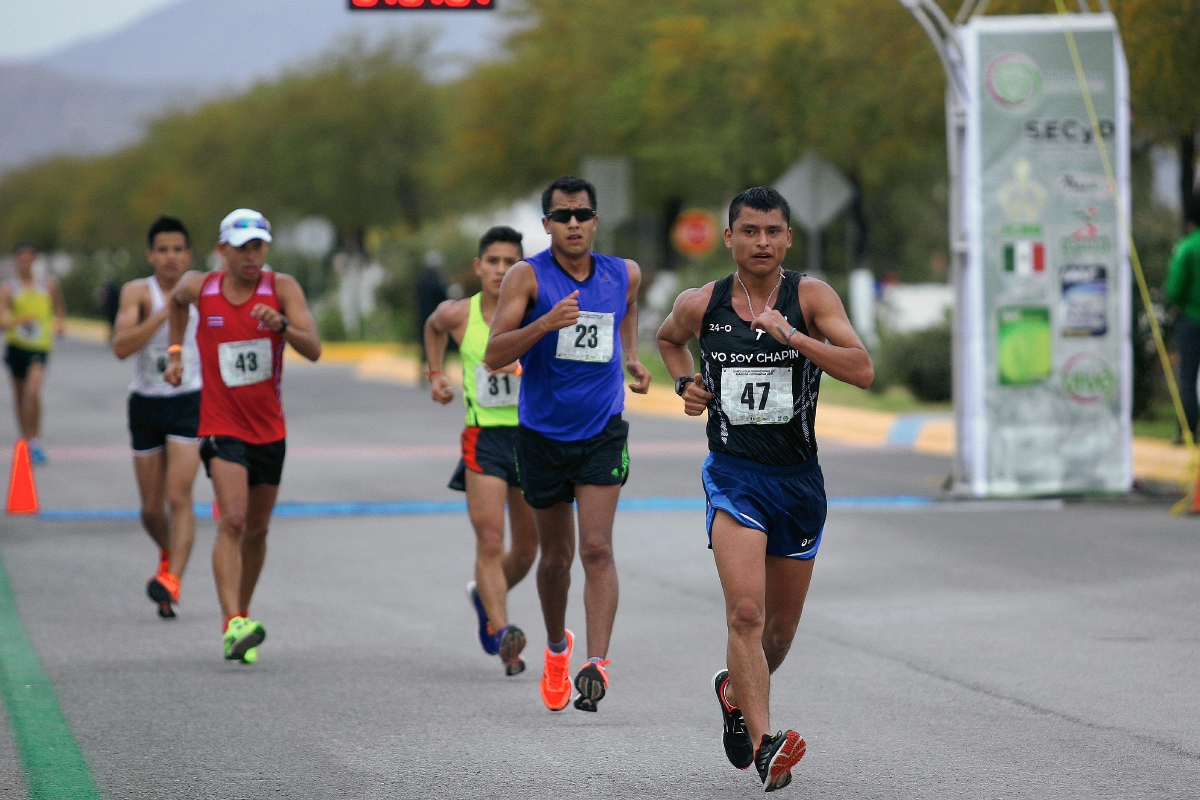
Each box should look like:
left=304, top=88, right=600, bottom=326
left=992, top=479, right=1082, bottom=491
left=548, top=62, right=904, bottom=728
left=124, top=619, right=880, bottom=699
left=1057, top=172, right=1112, bottom=200
left=1003, top=241, right=1045, bottom=274
left=1061, top=352, right=1116, bottom=403
left=986, top=53, right=1043, bottom=112
left=1060, top=264, right=1107, bottom=337
left=1061, top=207, right=1113, bottom=255
left=998, top=159, right=1047, bottom=223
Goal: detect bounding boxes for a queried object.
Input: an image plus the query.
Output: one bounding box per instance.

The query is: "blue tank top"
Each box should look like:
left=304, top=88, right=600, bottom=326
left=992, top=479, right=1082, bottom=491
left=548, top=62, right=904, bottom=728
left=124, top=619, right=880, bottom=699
left=518, top=248, right=629, bottom=441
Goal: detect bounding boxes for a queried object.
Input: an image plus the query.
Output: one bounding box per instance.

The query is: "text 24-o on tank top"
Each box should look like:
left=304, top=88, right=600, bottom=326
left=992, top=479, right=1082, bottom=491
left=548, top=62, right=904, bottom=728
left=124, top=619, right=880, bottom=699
left=130, top=277, right=202, bottom=397
left=460, top=293, right=519, bottom=428
left=698, top=271, right=822, bottom=467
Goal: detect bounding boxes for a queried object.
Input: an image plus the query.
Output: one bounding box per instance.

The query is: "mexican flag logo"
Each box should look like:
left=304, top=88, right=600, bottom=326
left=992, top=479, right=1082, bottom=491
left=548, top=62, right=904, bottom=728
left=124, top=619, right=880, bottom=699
left=1003, top=241, right=1045, bottom=275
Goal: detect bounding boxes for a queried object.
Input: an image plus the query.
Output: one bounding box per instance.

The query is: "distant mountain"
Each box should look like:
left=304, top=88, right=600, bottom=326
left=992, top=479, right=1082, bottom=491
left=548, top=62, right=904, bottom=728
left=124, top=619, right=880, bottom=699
left=0, top=0, right=516, bottom=173
left=40, top=0, right=514, bottom=88
left=0, top=63, right=197, bottom=171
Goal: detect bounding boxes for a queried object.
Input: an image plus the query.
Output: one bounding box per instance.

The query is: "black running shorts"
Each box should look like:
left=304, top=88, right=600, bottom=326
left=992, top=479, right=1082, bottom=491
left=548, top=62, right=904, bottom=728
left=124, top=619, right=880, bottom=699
left=128, top=391, right=201, bottom=453
left=514, top=414, right=629, bottom=509
left=448, top=425, right=519, bottom=492
left=199, top=436, right=286, bottom=487
left=4, top=344, right=47, bottom=381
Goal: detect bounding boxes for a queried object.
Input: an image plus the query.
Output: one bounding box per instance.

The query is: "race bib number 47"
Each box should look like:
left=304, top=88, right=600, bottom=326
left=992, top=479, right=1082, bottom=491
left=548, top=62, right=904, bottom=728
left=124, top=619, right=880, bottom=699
left=556, top=311, right=614, bottom=363
left=721, top=367, right=793, bottom=425
left=217, top=338, right=273, bottom=388
left=474, top=363, right=520, bottom=408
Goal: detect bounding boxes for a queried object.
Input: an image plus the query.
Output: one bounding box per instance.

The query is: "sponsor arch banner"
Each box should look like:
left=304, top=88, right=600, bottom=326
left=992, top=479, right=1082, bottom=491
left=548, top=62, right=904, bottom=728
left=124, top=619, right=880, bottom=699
left=960, top=14, right=1131, bottom=496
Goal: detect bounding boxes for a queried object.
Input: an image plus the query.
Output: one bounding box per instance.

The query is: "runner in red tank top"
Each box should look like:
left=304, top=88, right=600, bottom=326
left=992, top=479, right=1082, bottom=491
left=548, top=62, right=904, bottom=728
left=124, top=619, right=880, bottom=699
left=164, top=208, right=321, bottom=663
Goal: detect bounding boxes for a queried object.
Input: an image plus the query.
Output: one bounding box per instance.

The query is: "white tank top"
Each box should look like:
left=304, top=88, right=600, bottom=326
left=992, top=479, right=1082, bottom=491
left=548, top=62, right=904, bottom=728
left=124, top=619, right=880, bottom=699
left=130, top=277, right=202, bottom=397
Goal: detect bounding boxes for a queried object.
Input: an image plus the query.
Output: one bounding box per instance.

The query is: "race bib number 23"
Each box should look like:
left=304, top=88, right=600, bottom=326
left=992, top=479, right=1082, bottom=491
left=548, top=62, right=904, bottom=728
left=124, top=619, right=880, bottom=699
left=217, top=338, right=273, bottom=388
left=555, top=311, right=614, bottom=363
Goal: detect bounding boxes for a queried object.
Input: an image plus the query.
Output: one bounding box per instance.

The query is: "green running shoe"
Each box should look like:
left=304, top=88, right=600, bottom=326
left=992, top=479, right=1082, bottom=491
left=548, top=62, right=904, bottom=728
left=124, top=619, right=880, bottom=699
left=223, top=617, right=266, bottom=661
left=240, top=647, right=259, bottom=665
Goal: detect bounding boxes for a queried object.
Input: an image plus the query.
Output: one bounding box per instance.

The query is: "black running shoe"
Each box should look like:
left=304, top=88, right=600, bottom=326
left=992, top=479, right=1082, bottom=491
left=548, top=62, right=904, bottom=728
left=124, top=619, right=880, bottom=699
left=572, top=659, right=610, bottom=712
left=498, top=625, right=526, bottom=676
left=755, top=730, right=806, bottom=792
left=146, top=575, right=177, bottom=619
left=712, top=669, right=754, bottom=769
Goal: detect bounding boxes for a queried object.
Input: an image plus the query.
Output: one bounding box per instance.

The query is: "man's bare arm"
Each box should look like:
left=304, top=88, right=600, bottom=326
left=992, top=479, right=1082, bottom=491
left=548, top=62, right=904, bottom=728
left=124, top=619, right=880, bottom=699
left=0, top=284, right=13, bottom=330
left=163, top=271, right=205, bottom=386
left=48, top=277, right=66, bottom=336
left=112, top=282, right=165, bottom=359
left=485, top=262, right=578, bottom=370
left=656, top=286, right=716, bottom=416
left=424, top=298, right=469, bottom=404
left=268, top=274, right=321, bottom=362
left=751, top=280, right=873, bottom=389
left=621, top=259, right=651, bottom=393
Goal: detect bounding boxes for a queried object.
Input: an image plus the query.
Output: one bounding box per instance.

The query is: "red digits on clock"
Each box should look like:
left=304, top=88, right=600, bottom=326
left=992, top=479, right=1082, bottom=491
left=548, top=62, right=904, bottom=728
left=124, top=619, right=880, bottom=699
left=350, top=0, right=378, bottom=6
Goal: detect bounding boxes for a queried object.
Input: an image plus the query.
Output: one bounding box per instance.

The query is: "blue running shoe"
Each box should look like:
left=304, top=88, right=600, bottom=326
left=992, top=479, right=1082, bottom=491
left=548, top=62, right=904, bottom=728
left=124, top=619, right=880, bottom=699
left=466, top=580, right=500, bottom=655
left=29, top=444, right=46, bottom=465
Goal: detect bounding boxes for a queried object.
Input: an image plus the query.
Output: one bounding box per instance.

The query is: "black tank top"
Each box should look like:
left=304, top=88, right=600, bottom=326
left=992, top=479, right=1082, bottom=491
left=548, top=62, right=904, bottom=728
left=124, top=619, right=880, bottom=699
left=699, top=270, right=821, bottom=466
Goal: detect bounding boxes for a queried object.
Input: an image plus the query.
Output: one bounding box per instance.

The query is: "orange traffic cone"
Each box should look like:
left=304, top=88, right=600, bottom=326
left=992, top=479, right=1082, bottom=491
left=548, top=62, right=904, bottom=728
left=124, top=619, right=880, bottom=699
left=6, top=439, right=39, bottom=515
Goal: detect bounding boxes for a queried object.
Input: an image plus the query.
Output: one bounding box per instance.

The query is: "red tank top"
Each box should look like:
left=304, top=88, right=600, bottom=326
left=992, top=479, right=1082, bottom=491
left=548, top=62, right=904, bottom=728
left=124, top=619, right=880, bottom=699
left=196, top=271, right=286, bottom=443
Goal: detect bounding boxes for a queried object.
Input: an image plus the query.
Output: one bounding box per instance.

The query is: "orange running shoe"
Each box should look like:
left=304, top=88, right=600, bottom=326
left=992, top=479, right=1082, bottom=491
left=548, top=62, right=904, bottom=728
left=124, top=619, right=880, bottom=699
left=146, top=572, right=180, bottom=619
left=539, top=629, right=574, bottom=711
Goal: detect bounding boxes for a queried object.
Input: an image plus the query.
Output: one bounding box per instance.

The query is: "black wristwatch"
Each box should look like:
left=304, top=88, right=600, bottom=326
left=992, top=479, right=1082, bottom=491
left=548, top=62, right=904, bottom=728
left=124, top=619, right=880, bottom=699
left=276, top=314, right=289, bottom=334
left=675, top=376, right=695, bottom=396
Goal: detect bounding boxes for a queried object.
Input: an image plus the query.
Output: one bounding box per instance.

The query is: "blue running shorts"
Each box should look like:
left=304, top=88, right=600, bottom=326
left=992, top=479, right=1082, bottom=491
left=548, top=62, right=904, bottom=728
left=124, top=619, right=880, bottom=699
left=701, top=450, right=827, bottom=560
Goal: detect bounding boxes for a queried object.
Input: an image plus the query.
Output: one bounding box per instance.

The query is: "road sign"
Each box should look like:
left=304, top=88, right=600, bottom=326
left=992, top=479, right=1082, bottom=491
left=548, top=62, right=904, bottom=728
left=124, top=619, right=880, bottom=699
left=671, top=209, right=720, bottom=258
left=774, top=152, right=854, bottom=234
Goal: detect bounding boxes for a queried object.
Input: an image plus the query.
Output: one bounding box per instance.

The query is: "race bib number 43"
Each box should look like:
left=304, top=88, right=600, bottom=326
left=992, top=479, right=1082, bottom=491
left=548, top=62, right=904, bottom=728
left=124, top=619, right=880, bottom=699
left=217, top=338, right=273, bottom=388
left=556, top=311, right=614, bottom=363
left=474, top=363, right=520, bottom=408
left=721, top=367, right=793, bottom=425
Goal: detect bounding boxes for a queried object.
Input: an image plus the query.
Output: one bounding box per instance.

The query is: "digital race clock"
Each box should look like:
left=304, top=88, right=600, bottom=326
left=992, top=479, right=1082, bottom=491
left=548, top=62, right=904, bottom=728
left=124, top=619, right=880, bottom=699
left=348, top=0, right=493, bottom=8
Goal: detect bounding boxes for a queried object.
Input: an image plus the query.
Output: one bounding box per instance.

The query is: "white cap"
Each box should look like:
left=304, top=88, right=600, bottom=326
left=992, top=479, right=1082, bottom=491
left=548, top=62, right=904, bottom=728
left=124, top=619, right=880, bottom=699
left=218, top=208, right=273, bottom=247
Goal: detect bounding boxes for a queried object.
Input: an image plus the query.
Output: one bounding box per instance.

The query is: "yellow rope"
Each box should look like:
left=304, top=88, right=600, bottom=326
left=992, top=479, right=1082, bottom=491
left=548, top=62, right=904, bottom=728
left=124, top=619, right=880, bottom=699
left=1051, top=0, right=1198, bottom=512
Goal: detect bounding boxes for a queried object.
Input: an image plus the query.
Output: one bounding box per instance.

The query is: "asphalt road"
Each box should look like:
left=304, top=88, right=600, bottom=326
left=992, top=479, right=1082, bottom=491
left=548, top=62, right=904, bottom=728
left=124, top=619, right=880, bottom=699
left=0, top=337, right=1197, bottom=798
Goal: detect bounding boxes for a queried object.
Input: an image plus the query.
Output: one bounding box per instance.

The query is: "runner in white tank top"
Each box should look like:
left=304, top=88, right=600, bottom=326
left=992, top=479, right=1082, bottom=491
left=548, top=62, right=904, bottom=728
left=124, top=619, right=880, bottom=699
left=130, top=275, right=201, bottom=397
left=111, top=217, right=204, bottom=620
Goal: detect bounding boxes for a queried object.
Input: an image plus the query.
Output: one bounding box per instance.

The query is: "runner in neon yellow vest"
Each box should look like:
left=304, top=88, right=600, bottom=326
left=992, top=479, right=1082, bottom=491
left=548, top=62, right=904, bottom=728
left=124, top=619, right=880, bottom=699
left=424, top=226, right=537, bottom=677
left=1, top=242, right=66, bottom=464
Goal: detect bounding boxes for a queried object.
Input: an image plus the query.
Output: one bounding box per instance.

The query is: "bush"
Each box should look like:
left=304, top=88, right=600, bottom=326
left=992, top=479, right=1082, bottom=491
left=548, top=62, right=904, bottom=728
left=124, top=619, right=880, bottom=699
left=874, top=324, right=952, bottom=403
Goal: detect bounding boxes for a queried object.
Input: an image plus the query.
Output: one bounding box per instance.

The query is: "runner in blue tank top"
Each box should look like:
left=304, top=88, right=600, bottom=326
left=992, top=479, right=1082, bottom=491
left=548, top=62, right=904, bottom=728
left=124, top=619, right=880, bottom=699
left=486, top=175, right=652, bottom=714
left=657, top=188, right=873, bottom=791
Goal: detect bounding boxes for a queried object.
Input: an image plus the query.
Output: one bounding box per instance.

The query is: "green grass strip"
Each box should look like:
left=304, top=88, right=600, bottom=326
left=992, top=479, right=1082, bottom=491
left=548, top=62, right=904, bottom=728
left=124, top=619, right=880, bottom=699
left=0, top=550, right=101, bottom=799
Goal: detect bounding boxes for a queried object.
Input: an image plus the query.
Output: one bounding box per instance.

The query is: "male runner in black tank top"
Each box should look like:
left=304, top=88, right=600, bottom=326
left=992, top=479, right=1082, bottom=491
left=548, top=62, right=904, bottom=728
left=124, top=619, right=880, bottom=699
left=657, top=187, right=873, bottom=792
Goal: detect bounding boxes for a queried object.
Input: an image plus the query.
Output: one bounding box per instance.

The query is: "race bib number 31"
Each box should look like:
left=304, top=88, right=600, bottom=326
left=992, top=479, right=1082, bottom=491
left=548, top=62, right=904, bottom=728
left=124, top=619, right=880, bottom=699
left=721, top=367, right=793, bottom=425
left=217, top=338, right=273, bottom=388
left=556, top=311, right=614, bottom=363
left=474, top=363, right=520, bottom=408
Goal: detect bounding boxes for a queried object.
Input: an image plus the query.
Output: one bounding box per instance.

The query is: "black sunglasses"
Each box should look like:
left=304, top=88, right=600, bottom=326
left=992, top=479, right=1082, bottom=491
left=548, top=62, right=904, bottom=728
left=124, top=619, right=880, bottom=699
left=545, top=208, right=597, bottom=224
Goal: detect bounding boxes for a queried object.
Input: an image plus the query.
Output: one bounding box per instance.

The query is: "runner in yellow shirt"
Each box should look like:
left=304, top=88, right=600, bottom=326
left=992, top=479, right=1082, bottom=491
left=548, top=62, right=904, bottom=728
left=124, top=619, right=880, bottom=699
left=1, top=242, right=66, bottom=464
left=425, top=226, right=538, bottom=676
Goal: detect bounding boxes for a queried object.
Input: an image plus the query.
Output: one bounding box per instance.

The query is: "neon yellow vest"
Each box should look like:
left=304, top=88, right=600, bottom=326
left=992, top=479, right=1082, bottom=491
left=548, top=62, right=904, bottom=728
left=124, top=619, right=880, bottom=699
left=6, top=279, right=54, bottom=352
left=460, top=293, right=519, bottom=428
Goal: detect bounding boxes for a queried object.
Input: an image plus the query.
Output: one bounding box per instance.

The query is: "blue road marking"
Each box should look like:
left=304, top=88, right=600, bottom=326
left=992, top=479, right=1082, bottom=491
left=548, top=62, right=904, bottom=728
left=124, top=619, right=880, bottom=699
left=34, top=495, right=938, bottom=521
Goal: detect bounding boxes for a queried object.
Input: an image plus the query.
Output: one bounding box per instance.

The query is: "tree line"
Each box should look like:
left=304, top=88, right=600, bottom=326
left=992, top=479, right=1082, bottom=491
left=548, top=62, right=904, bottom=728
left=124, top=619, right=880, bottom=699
left=0, top=0, right=1194, bottom=289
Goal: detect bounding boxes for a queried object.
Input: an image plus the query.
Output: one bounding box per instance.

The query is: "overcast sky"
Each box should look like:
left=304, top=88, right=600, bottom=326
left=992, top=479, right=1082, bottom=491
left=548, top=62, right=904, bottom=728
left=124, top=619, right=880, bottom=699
left=0, top=0, right=177, bottom=60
